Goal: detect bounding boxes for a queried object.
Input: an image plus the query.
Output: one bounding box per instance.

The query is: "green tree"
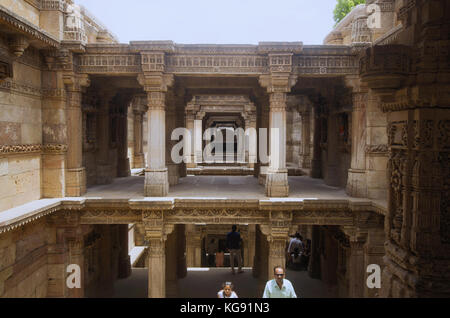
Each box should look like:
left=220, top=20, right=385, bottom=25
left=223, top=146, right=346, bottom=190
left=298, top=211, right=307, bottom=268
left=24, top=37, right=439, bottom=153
left=333, top=0, right=366, bottom=25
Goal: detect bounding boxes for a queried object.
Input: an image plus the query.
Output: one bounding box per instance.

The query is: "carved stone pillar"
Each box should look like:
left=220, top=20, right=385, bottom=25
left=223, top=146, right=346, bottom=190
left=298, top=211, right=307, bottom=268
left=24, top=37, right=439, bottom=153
left=132, top=100, right=146, bottom=168
left=262, top=211, right=292, bottom=275
left=266, top=92, right=289, bottom=197
left=247, top=224, right=256, bottom=268
left=245, top=118, right=257, bottom=169
left=299, top=110, right=311, bottom=169
left=118, top=224, right=131, bottom=279
left=311, top=106, right=322, bottom=178
left=194, top=114, right=204, bottom=165
left=185, top=224, right=202, bottom=267
left=41, top=66, right=67, bottom=197
left=308, top=225, right=321, bottom=279
left=348, top=240, right=365, bottom=298
left=185, top=112, right=195, bottom=168
left=165, top=225, right=178, bottom=297
left=96, top=91, right=114, bottom=184
left=98, top=225, right=114, bottom=297
left=346, top=77, right=368, bottom=197
left=166, top=99, right=180, bottom=186
left=65, top=74, right=90, bottom=196
left=138, top=72, right=174, bottom=196
left=144, top=215, right=173, bottom=298
left=117, top=102, right=131, bottom=177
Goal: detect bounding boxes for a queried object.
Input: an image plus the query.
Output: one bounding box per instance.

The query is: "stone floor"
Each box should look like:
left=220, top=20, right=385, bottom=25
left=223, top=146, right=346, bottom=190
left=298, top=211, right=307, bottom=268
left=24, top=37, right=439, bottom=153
left=112, top=267, right=337, bottom=298
left=85, top=175, right=355, bottom=200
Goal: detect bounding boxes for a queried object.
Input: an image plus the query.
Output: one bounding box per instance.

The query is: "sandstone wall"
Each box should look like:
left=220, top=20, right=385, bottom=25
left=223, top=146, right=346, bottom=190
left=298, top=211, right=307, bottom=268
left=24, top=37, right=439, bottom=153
left=0, top=219, right=49, bottom=297
left=0, top=48, right=43, bottom=211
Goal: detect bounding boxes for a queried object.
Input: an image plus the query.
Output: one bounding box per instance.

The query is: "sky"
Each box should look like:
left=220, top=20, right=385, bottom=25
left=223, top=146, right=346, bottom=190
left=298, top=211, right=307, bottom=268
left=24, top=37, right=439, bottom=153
left=75, top=0, right=337, bottom=45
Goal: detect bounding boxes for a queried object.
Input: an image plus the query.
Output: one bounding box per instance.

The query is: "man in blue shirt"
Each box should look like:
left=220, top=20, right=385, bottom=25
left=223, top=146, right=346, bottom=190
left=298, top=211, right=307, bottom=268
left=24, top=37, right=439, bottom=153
left=226, top=225, right=243, bottom=274
left=263, top=266, right=297, bottom=298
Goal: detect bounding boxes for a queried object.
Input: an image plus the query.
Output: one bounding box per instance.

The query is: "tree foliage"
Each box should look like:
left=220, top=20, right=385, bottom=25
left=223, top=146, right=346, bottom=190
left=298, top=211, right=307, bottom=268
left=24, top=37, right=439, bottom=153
left=333, top=0, right=366, bottom=25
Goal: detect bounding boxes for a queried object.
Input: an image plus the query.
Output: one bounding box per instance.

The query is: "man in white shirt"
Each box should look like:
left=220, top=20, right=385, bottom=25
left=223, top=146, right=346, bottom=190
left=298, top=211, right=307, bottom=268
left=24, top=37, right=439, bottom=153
left=262, top=266, right=297, bottom=298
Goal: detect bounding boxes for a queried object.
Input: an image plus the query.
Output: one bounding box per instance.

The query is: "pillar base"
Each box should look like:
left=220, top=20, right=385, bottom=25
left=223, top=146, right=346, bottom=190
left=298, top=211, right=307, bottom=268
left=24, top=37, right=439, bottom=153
left=167, top=163, right=180, bottom=186
left=346, top=169, right=367, bottom=198
left=310, top=159, right=322, bottom=178
left=66, top=167, right=86, bottom=196
left=117, top=158, right=131, bottom=177
left=118, top=255, right=132, bottom=279
left=265, top=170, right=289, bottom=197
left=97, top=164, right=113, bottom=185
left=132, top=153, right=145, bottom=169
left=144, top=168, right=169, bottom=196
left=299, top=154, right=311, bottom=169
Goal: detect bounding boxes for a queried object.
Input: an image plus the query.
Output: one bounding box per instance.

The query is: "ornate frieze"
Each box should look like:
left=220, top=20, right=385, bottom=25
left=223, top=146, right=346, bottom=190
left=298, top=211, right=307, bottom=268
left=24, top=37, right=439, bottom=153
left=293, top=55, right=358, bottom=75
left=166, top=54, right=268, bottom=74
left=0, top=144, right=42, bottom=154
left=78, top=54, right=141, bottom=74
left=0, top=79, right=42, bottom=98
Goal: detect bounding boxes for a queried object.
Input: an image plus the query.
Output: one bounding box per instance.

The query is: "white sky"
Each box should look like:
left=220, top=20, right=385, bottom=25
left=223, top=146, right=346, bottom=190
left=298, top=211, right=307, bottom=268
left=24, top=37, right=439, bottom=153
left=75, top=0, right=337, bottom=45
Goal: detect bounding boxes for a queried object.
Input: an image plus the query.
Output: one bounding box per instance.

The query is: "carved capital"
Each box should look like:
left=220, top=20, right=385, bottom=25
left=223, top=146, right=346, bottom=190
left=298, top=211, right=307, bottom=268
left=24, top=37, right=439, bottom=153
left=269, top=92, right=287, bottom=112
left=44, top=49, right=73, bottom=71
left=137, top=73, right=174, bottom=92
left=8, top=34, right=29, bottom=57
left=259, top=74, right=297, bottom=93
left=64, top=73, right=90, bottom=92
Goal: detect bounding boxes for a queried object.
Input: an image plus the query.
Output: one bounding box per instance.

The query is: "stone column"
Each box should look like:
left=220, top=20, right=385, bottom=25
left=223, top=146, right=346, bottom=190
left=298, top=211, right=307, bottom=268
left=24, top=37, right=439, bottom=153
left=176, top=224, right=187, bottom=279
left=166, top=96, right=181, bottom=186
left=311, top=106, right=322, bottom=178
left=185, top=112, right=195, bottom=168
left=185, top=224, right=202, bottom=267
left=266, top=92, right=289, bottom=197
left=346, top=78, right=368, bottom=197
left=245, top=118, right=257, bottom=168
left=308, top=225, right=321, bottom=279
left=65, top=74, right=90, bottom=196
left=194, top=113, right=205, bottom=165
left=144, top=220, right=173, bottom=298
left=138, top=59, right=174, bottom=196
left=96, top=91, right=114, bottom=184
left=300, top=110, right=311, bottom=169
left=143, top=91, right=169, bottom=195
left=132, top=102, right=146, bottom=168
left=165, top=226, right=178, bottom=297
left=247, top=224, right=256, bottom=268
left=325, top=113, right=340, bottom=186
left=118, top=224, right=131, bottom=279
left=98, top=225, right=114, bottom=297
left=348, top=240, right=365, bottom=298
left=117, top=102, right=131, bottom=177
left=41, top=68, right=67, bottom=197
left=262, top=214, right=291, bottom=276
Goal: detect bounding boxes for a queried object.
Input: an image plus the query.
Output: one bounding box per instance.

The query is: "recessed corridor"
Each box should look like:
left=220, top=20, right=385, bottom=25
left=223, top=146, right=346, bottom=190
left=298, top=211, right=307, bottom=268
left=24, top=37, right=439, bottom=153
left=112, top=267, right=337, bottom=298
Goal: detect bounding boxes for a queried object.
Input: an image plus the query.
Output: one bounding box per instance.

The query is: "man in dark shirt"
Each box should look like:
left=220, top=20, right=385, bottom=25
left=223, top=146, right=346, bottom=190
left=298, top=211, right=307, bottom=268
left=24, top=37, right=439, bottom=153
left=226, top=225, right=243, bottom=274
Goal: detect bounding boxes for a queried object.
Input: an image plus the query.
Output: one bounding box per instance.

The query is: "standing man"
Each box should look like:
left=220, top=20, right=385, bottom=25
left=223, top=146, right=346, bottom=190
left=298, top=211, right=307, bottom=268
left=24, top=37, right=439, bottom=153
left=262, top=266, right=297, bottom=298
left=226, top=225, right=243, bottom=274
left=287, top=232, right=303, bottom=268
